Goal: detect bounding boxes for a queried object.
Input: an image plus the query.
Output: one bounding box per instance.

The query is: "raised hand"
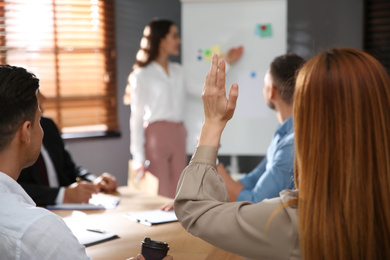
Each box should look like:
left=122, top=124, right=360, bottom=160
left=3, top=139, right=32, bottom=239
left=199, top=53, right=239, bottom=149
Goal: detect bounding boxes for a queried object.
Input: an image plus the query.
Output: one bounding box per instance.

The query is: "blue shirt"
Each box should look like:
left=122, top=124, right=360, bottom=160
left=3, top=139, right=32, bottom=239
left=237, top=116, right=295, bottom=203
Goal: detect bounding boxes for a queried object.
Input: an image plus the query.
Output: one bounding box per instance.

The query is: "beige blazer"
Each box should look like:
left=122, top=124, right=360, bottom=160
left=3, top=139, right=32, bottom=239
left=174, top=146, right=301, bottom=260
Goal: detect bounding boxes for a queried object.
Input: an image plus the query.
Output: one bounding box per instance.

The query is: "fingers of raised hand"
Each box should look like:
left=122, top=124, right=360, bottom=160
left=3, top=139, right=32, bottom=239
left=206, top=53, right=219, bottom=89
left=217, top=59, right=226, bottom=90
left=205, top=54, right=225, bottom=94
left=226, top=83, right=239, bottom=120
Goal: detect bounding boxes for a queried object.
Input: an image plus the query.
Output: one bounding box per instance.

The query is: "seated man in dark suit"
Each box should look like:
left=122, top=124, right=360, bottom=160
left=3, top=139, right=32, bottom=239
left=17, top=92, right=117, bottom=206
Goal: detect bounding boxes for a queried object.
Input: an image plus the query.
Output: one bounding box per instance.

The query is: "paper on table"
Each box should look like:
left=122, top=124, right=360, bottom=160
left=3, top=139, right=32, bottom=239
left=89, top=193, right=121, bottom=209
left=63, top=211, right=119, bottom=247
left=70, top=228, right=119, bottom=247
left=125, top=209, right=178, bottom=226
left=46, top=193, right=120, bottom=210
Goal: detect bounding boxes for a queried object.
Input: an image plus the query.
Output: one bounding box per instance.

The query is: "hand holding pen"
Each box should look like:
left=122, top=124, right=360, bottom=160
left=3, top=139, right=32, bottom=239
left=64, top=180, right=99, bottom=203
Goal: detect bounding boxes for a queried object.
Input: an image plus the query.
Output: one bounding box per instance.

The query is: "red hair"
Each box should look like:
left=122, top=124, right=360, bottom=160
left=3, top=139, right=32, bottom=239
left=294, top=48, right=390, bottom=259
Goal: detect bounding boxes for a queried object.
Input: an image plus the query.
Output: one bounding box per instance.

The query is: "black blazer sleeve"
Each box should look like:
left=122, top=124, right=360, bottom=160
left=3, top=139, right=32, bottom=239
left=18, top=117, right=97, bottom=206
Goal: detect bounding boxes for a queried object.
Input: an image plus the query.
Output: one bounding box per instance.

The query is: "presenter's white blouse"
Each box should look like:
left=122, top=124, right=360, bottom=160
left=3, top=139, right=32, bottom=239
left=0, top=172, right=90, bottom=260
left=129, top=61, right=201, bottom=164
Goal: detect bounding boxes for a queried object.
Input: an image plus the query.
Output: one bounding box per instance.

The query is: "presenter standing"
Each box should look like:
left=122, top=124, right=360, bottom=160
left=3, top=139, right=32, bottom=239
left=126, top=19, right=242, bottom=197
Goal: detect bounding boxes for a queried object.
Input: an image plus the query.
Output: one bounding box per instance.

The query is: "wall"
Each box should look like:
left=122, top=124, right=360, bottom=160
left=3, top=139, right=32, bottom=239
left=64, top=0, right=363, bottom=185
left=288, top=0, right=363, bottom=58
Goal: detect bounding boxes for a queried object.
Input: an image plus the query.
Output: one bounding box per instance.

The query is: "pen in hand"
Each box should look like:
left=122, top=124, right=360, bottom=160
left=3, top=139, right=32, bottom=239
left=134, top=160, right=150, bottom=184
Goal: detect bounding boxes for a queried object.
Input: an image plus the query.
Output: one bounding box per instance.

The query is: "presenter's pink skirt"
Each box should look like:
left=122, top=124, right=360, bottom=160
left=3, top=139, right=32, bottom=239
left=144, top=121, right=187, bottom=198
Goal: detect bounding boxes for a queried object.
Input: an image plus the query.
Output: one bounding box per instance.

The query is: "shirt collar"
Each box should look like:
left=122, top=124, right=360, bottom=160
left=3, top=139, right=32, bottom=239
left=0, top=171, right=36, bottom=206
left=151, top=61, right=172, bottom=74
left=275, top=116, right=294, bottom=137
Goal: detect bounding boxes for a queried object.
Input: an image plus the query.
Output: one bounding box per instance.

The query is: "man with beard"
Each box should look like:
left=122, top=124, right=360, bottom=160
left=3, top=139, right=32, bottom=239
left=217, top=54, right=305, bottom=203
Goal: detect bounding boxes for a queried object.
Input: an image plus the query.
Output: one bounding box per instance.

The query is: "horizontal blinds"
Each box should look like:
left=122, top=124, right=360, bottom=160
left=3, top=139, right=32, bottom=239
left=364, top=0, right=390, bottom=74
left=0, top=0, right=118, bottom=134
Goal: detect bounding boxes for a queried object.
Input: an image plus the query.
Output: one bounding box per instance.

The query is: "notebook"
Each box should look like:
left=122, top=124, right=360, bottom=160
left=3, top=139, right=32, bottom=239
left=69, top=227, right=119, bottom=247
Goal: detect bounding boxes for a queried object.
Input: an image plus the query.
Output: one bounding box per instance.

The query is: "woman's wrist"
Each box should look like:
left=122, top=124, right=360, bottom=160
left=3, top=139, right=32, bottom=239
left=198, top=122, right=226, bottom=148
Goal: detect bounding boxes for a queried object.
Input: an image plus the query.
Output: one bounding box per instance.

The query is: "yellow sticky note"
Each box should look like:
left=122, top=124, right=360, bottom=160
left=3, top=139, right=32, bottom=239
left=204, top=44, right=221, bottom=62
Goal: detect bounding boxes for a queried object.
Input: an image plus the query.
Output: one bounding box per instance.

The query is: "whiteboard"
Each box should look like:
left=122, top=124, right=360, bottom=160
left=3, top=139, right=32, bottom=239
left=181, top=0, right=287, bottom=155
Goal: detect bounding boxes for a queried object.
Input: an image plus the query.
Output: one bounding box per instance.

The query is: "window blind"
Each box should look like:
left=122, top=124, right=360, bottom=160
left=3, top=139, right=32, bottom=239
left=364, top=0, right=390, bottom=74
left=0, top=0, right=118, bottom=136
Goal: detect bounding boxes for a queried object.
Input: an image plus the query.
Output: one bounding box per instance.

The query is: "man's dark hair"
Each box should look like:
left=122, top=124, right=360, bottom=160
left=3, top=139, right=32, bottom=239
left=0, top=65, right=39, bottom=151
left=270, top=53, right=305, bottom=104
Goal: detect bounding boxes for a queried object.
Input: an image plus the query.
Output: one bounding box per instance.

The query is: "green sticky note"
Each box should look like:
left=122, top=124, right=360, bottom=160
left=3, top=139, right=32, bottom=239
left=260, top=24, right=272, bottom=37
left=255, top=24, right=272, bottom=38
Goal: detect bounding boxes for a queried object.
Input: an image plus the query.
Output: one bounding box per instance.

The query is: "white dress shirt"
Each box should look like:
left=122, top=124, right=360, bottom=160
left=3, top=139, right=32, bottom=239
left=129, top=61, right=196, bottom=163
left=40, top=145, right=59, bottom=187
left=0, top=172, right=90, bottom=260
left=40, top=145, right=66, bottom=204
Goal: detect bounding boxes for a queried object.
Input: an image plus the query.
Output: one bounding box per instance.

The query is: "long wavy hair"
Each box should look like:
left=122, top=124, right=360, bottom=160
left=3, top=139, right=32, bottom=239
left=293, top=47, right=390, bottom=259
left=123, top=19, right=175, bottom=105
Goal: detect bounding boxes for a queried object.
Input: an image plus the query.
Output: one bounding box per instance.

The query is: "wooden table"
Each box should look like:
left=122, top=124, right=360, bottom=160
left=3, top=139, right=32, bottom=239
left=51, top=187, right=243, bottom=260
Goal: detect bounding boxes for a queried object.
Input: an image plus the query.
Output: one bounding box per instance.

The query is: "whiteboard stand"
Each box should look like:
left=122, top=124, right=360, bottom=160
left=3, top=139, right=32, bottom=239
left=227, top=154, right=240, bottom=174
